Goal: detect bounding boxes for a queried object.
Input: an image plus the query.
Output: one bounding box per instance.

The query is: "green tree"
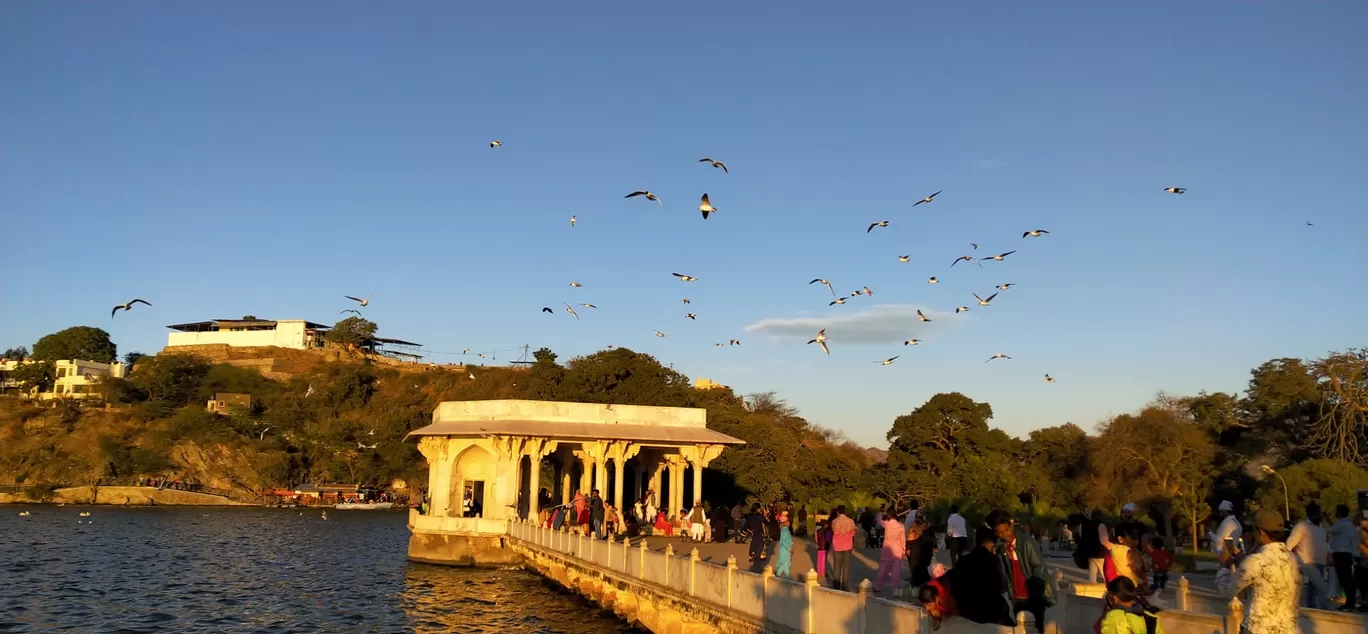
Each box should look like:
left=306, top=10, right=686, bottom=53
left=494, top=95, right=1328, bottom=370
left=10, top=361, right=56, bottom=393
left=1020, top=423, right=1092, bottom=510
left=1257, top=458, right=1368, bottom=519
left=325, top=317, right=379, bottom=348
left=532, top=347, right=558, bottom=365
left=557, top=348, right=693, bottom=406
left=2, top=346, right=28, bottom=360
left=32, top=326, right=117, bottom=363
left=883, top=392, right=1002, bottom=506
left=129, top=354, right=212, bottom=405
left=1093, top=404, right=1217, bottom=537
left=123, top=351, right=147, bottom=366
left=1240, top=358, right=1320, bottom=461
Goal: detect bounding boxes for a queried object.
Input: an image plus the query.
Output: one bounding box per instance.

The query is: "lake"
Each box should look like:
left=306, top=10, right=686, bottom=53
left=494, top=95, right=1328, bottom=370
left=0, top=506, right=641, bottom=633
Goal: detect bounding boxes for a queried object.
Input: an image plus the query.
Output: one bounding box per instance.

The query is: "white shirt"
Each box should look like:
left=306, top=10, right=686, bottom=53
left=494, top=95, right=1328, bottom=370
left=904, top=509, right=920, bottom=532
left=1285, top=519, right=1327, bottom=566
left=947, top=513, right=967, bottom=539
left=1212, top=514, right=1242, bottom=556
left=1231, top=542, right=1300, bottom=634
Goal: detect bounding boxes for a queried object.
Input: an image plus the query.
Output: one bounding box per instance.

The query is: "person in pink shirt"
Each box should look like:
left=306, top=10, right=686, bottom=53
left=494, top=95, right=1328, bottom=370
left=873, top=511, right=907, bottom=596
left=829, top=505, right=858, bottom=591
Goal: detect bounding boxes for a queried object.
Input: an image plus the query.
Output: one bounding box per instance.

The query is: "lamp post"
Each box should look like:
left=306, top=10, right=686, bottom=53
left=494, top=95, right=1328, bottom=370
left=1260, top=465, right=1289, bottom=521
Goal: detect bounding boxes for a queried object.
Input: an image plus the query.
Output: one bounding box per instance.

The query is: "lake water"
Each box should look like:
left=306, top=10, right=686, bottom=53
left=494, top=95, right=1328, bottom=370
left=0, top=507, right=641, bottom=633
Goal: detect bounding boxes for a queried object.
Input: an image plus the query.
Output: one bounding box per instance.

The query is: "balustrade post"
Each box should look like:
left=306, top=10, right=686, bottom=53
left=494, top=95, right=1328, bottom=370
left=689, top=548, right=700, bottom=595
left=726, top=556, right=737, bottom=608
left=1015, top=610, right=1028, bottom=634
left=622, top=537, right=630, bottom=573
left=664, top=544, right=675, bottom=586
left=1178, top=576, right=1190, bottom=612
left=762, top=566, right=774, bottom=623
left=639, top=540, right=648, bottom=578
left=809, top=571, right=825, bottom=634
left=1225, top=597, right=1243, bottom=634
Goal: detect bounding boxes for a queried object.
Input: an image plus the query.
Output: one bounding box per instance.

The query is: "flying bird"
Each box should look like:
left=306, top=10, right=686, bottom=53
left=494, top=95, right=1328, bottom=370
left=971, top=243, right=979, bottom=250
left=111, top=299, right=152, bottom=318
left=339, top=309, right=363, bottom=317
left=357, top=442, right=378, bottom=450
left=956, top=306, right=969, bottom=314
left=1305, top=221, right=1314, bottom=227
left=1044, top=374, right=1056, bottom=383
left=867, top=220, right=891, bottom=233
left=904, top=339, right=921, bottom=346
left=490, top=140, right=502, bottom=148
left=830, top=297, right=848, bottom=306
left=569, top=281, right=583, bottom=287
left=928, top=277, right=938, bottom=284
left=863, top=286, right=874, bottom=296
left=807, top=329, right=829, bottom=356
left=685, top=313, right=696, bottom=320
left=654, top=330, right=667, bottom=338
left=898, top=255, right=910, bottom=262
left=996, top=283, right=1016, bottom=291
left=698, top=158, right=728, bottom=173
left=986, top=353, right=1012, bottom=363
left=698, top=193, right=717, bottom=219
left=983, top=251, right=1016, bottom=262
left=973, top=292, right=998, bottom=306
left=912, top=191, right=942, bottom=207
left=729, top=339, right=740, bottom=346
left=878, top=356, right=899, bottom=366
left=917, top=310, right=931, bottom=322
left=580, top=303, right=597, bottom=309
left=682, top=298, right=691, bottom=304
left=462, top=348, right=470, bottom=354
left=345, top=294, right=372, bottom=307
left=625, top=191, right=663, bottom=205
left=809, top=279, right=836, bottom=296
left=570, top=215, right=577, bottom=227
left=564, top=304, right=579, bottom=320
left=542, top=307, right=554, bottom=314
left=952, top=255, right=974, bottom=267
left=1163, top=187, right=1186, bottom=194
left=715, top=343, right=724, bottom=348
left=673, top=273, right=698, bottom=282
left=1022, top=229, right=1049, bottom=238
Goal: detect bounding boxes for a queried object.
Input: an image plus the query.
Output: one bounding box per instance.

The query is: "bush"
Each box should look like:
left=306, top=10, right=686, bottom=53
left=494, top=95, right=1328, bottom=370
left=22, top=483, right=58, bottom=502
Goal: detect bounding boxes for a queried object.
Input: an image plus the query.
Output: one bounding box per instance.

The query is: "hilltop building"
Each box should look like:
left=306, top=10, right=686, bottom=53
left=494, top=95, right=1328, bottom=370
left=0, top=359, right=127, bottom=400
left=693, top=377, right=726, bottom=390
left=206, top=392, right=254, bottom=414
left=165, top=318, right=422, bottom=359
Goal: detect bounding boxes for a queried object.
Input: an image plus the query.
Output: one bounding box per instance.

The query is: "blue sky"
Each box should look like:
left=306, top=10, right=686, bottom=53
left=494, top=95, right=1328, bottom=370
left=2, top=2, right=1365, bottom=447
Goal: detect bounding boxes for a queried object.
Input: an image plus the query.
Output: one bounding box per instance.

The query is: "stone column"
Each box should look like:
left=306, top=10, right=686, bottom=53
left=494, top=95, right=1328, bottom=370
left=634, top=465, right=646, bottom=502
left=692, top=460, right=704, bottom=506
left=528, top=453, right=542, bottom=517
left=669, top=458, right=684, bottom=518
left=650, top=462, right=663, bottom=507
left=561, top=454, right=573, bottom=504
left=490, top=436, right=528, bottom=521
left=612, top=458, right=625, bottom=508
left=596, top=460, right=607, bottom=497
left=418, top=437, right=452, bottom=516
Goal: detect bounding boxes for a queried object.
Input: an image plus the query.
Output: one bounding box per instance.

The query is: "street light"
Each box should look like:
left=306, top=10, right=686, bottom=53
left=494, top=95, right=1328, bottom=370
left=1261, top=465, right=1290, bottom=521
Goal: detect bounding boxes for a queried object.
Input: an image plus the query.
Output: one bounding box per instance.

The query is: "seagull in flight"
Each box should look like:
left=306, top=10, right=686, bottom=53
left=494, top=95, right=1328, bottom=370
left=878, top=356, right=899, bottom=366
left=912, top=190, right=942, bottom=207
left=698, top=194, right=717, bottom=219
left=625, top=191, right=663, bottom=205
left=570, top=215, right=576, bottom=227
left=111, top=299, right=152, bottom=318
left=673, top=273, right=698, bottom=282
left=829, top=297, right=848, bottom=306
left=996, top=283, right=1016, bottom=291
left=698, top=158, right=728, bottom=173
left=1163, top=187, right=1186, bottom=194
left=986, top=353, right=1012, bottom=363
left=1305, top=221, right=1314, bottom=227
left=983, top=251, right=1016, bottom=262
left=489, top=140, right=502, bottom=148
left=928, top=277, right=938, bottom=284
left=971, top=243, right=979, bottom=250
left=685, top=313, right=696, bottom=320
left=898, top=255, right=910, bottom=262
left=340, top=309, right=363, bottom=317
left=715, top=343, right=725, bottom=348
left=542, top=307, right=554, bottom=314
left=952, top=255, right=975, bottom=267
left=570, top=281, right=583, bottom=287
left=682, top=298, right=691, bottom=304
left=357, top=442, right=378, bottom=450
left=862, top=286, right=874, bottom=297
left=1044, top=374, right=1056, bottom=383
left=807, top=329, right=829, bottom=355
left=973, top=292, right=998, bottom=306
left=1022, top=229, right=1049, bottom=238
left=654, top=330, right=667, bottom=338
left=867, top=220, right=891, bottom=233
left=564, top=304, right=580, bottom=320
left=956, top=306, right=969, bottom=314
left=729, top=339, right=741, bottom=346
left=904, top=339, right=921, bottom=346
left=809, top=278, right=836, bottom=296
left=579, top=303, right=597, bottom=309
left=345, top=294, right=372, bottom=307
left=917, top=310, right=931, bottom=322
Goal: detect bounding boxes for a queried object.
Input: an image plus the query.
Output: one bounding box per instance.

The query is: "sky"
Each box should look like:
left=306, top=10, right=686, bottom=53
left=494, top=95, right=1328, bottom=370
left=2, top=2, right=1365, bottom=448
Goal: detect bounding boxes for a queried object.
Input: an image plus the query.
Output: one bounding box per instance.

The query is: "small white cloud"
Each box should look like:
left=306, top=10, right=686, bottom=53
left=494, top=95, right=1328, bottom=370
left=743, top=304, right=956, bottom=345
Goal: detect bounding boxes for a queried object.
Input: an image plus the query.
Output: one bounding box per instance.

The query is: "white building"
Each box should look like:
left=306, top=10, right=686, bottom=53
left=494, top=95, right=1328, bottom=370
left=0, top=358, right=127, bottom=400
left=165, top=319, right=330, bottom=350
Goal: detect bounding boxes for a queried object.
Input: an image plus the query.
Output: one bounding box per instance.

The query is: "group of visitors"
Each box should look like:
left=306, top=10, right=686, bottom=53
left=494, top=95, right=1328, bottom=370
left=1285, top=501, right=1368, bottom=614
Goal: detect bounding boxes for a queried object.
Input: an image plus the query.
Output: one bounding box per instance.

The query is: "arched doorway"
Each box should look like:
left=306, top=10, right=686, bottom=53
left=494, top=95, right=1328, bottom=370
left=452, top=446, right=494, bottom=518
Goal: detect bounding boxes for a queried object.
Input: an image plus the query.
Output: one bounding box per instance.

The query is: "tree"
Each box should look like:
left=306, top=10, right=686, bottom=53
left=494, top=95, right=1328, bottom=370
left=1240, top=358, right=1320, bottom=461
left=32, top=326, right=117, bottom=363
left=10, top=361, right=56, bottom=393
left=557, top=348, right=693, bottom=406
left=1020, top=423, right=1092, bottom=510
left=1308, top=349, right=1368, bottom=465
left=124, top=351, right=146, bottom=366
left=241, top=315, right=259, bottom=321
left=1093, top=404, right=1217, bottom=537
left=2, top=346, right=28, bottom=360
left=325, top=317, right=379, bottom=348
left=882, top=392, right=1003, bottom=506
left=532, top=347, right=558, bottom=365
left=1257, top=458, right=1368, bottom=519
left=128, top=354, right=212, bottom=405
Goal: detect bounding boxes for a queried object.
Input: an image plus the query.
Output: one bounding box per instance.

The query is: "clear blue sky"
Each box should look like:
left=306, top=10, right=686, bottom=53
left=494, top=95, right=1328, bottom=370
left=3, top=2, right=1365, bottom=447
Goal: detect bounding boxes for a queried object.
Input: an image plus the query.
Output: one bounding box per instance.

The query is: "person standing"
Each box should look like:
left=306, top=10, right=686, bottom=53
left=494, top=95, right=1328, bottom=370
left=1286, top=502, right=1329, bottom=610
left=830, top=505, right=857, bottom=591
left=946, top=504, right=968, bottom=566
left=952, top=526, right=1013, bottom=627
left=903, top=499, right=921, bottom=534
left=589, top=489, right=605, bottom=539
left=1079, top=509, right=1110, bottom=583
left=796, top=505, right=808, bottom=537
left=874, top=510, right=906, bottom=596
left=1330, top=503, right=1359, bottom=612
left=644, top=496, right=657, bottom=534
left=743, top=503, right=767, bottom=568
left=689, top=500, right=706, bottom=542
left=774, top=510, right=794, bottom=579
left=906, top=518, right=936, bottom=589
left=1231, top=508, right=1301, bottom=633
left=815, top=519, right=831, bottom=580
left=989, top=510, right=1056, bottom=634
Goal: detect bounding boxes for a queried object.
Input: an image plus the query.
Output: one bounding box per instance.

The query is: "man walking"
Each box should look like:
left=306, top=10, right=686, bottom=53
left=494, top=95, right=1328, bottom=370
left=830, top=505, right=857, bottom=591
left=1078, top=509, right=1110, bottom=583
left=989, top=510, right=1055, bottom=633
left=946, top=504, right=968, bottom=566
left=1232, top=508, right=1301, bottom=632
left=1330, top=503, right=1360, bottom=612
left=589, top=489, right=605, bottom=539
left=1287, top=502, right=1329, bottom=609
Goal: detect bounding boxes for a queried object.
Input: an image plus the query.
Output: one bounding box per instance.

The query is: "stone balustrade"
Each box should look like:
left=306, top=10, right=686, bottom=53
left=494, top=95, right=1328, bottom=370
left=1062, top=578, right=1368, bottom=634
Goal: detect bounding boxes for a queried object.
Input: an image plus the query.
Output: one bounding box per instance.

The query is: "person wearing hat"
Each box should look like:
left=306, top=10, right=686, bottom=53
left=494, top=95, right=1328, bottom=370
left=1211, top=500, right=1242, bottom=558
left=1230, top=508, right=1300, bottom=633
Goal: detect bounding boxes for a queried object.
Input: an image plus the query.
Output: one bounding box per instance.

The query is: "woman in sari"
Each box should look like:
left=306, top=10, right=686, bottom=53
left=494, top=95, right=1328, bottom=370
left=654, top=510, right=674, bottom=536
left=775, top=510, right=794, bottom=579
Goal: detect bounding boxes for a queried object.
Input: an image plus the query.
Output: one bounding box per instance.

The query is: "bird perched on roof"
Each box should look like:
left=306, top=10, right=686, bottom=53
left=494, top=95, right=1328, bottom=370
left=912, top=191, right=942, bottom=207
left=952, top=255, right=974, bottom=267
left=996, top=283, right=1015, bottom=291
left=673, top=273, right=697, bottom=282
left=111, top=299, right=152, bottom=318
left=928, top=277, right=938, bottom=284
left=904, top=339, right=921, bottom=346
left=570, top=281, right=583, bottom=287
left=345, top=294, right=371, bottom=307
left=809, top=278, right=836, bottom=296
left=867, top=220, right=891, bottom=233
left=698, top=193, right=717, bottom=219
left=983, top=251, right=1016, bottom=262
left=685, top=313, right=696, bottom=320
left=898, top=255, right=910, bottom=262
left=829, top=297, right=847, bottom=306
left=729, top=339, right=741, bottom=346
left=878, top=356, right=899, bottom=366
left=1022, top=229, right=1049, bottom=238
left=625, top=191, right=663, bottom=205
left=807, top=329, right=829, bottom=355
left=564, top=304, right=579, bottom=320
left=489, top=140, right=502, bottom=148
left=986, top=353, right=1012, bottom=363
left=917, top=310, right=931, bottom=322
left=1163, top=187, right=1185, bottom=194
left=1044, top=374, right=1056, bottom=383
left=973, top=292, right=998, bottom=307
left=698, top=157, right=728, bottom=173
left=956, top=306, right=969, bottom=314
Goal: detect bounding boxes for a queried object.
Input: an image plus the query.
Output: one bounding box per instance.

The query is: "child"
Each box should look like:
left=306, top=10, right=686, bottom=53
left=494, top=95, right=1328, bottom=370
left=1097, top=576, right=1163, bottom=634
left=814, top=519, right=830, bottom=579
left=1148, top=536, right=1173, bottom=592
left=920, top=576, right=958, bottom=631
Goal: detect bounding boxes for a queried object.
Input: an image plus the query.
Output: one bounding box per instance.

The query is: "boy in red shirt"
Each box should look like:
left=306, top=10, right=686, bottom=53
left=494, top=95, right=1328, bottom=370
left=1148, top=536, right=1173, bottom=591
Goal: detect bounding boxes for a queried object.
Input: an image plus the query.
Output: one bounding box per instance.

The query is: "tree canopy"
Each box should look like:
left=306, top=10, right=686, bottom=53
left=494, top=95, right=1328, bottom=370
left=325, top=317, right=378, bottom=348
left=31, top=326, right=117, bottom=363
left=2, top=346, right=29, bottom=360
